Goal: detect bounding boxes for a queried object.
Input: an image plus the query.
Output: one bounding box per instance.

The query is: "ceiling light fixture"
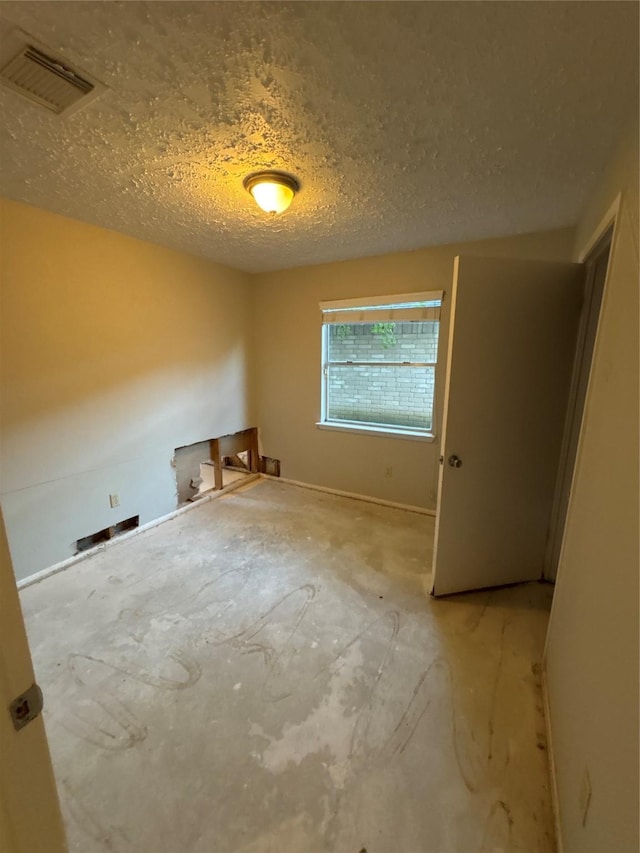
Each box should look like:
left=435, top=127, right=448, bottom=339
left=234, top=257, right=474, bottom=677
left=243, top=171, right=299, bottom=214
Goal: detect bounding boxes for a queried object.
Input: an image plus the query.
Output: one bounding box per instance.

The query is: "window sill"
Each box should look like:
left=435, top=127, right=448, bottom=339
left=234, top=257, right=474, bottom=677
left=316, top=421, right=436, bottom=442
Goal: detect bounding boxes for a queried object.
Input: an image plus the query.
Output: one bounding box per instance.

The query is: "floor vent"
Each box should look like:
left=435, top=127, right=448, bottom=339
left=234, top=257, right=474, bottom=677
left=0, top=30, right=105, bottom=115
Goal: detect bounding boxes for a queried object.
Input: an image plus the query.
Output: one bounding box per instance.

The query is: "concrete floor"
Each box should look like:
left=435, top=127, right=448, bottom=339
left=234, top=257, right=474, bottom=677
left=21, top=479, right=555, bottom=853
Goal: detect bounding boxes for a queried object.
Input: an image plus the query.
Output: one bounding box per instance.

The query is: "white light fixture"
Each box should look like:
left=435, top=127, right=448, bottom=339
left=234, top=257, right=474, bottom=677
left=243, top=171, right=299, bottom=214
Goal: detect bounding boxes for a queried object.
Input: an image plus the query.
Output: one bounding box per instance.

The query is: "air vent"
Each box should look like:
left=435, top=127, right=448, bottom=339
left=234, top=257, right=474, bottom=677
left=0, top=29, right=105, bottom=115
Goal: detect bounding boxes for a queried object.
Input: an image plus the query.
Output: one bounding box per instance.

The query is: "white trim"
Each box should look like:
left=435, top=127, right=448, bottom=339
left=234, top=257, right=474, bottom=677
left=17, top=474, right=261, bottom=590
left=319, top=290, right=443, bottom=311
left=322, top=306, right=440, bottom=324
left=17, top=471, right=435, bottom=590
left=261, top=474, right=437, bottom=516
left=542, top=665, right=564, bottom=853
left=431, top=256, right=461, bottom=593
left=319, top=312, right=440, bottom=431
left=577, top=193, right=621, bottom=262
left=545, top=200, right=621, bottom=639
left=320, top=323, right=328, bottom=424
left=544, top=222, right=615, bottom=580
left=316, top=421, right=436, bottom=442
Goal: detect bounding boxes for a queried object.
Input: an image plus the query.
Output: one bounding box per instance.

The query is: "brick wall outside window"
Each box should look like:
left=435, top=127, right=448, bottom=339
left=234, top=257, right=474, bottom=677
left=326, top=322, right=439, bottom=430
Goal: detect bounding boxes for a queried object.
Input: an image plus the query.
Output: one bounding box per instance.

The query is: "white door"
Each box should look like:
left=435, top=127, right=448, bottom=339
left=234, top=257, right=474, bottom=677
left=432, top=256, right=584, bottom=596
left=0, top=509, right=67, bottom=852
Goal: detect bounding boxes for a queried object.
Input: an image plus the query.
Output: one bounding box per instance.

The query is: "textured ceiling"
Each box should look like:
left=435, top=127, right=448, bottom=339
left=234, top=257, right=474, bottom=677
left=0, top=2, right=637, bottom=273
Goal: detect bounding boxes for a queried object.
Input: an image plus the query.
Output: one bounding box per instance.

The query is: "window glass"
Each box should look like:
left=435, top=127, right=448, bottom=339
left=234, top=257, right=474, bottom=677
left=323, top=319, right=439, bottom=433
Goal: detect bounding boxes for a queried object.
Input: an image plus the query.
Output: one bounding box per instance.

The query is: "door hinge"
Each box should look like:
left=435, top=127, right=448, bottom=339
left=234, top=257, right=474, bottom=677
left=9, top=683, right=44, bottom=731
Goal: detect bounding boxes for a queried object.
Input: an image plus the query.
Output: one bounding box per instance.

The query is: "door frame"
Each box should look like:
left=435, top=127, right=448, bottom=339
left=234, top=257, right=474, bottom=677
left=429, top=257, right=461, bottom=594
left=543, top=195, right=620, bottom=581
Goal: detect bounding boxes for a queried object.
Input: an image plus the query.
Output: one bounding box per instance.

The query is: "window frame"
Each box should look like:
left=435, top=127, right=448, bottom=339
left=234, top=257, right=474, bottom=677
left=317, top=292, right=442, bottom=441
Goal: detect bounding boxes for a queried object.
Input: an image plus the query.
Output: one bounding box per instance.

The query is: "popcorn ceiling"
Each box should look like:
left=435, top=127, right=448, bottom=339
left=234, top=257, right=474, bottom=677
left=0, top=1, right=636, bottom=273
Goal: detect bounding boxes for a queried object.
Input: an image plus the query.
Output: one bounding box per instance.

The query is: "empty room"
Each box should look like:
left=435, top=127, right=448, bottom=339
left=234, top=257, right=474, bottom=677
left=0, top=2, right=638, bottom=852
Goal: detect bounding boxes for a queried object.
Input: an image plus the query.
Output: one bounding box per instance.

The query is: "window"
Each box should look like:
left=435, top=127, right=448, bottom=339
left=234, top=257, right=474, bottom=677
left=318, top=291, right=442, bottom=438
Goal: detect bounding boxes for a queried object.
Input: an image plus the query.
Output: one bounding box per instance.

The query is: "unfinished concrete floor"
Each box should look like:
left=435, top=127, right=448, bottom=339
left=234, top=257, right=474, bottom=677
left=21, top=479, right=555, bottom=853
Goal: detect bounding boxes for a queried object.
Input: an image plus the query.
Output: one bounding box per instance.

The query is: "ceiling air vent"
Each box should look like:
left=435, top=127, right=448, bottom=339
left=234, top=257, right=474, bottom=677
left=0, top=30, right=105, bottom=115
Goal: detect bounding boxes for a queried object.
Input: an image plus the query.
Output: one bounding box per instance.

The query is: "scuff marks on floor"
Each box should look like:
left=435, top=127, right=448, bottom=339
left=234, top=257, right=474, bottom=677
left=68, top=649, right=202, bottom=692
left=209, top=582, right=318, bottom=701
left=61, top=695, right=147, bottom=753
left=19, top=479, right=555, bottom=853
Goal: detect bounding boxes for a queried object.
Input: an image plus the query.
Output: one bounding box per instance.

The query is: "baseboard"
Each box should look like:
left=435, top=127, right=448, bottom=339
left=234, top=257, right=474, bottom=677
left=17, top=473, right=261, bottom=590
left=541, top=663, right=564, bottom=853
left=260, top=474, right=436, bottom=517
left=17, top=472, right=431, bottom=590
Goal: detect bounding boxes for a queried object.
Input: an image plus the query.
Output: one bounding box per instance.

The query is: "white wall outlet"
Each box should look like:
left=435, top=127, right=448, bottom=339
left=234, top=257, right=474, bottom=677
left=579, top=767, right=592, bottom=826
left=109, top=493, right=120, bottom=508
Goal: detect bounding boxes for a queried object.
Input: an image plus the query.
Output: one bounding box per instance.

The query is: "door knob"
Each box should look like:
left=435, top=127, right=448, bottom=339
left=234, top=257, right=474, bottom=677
left=448, top=454, right=462, bottom=468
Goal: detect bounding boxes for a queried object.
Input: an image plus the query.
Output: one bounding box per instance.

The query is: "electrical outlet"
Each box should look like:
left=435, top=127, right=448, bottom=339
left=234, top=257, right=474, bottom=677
left=385, top=466, right=393, bottom=478
left=579, top=767, right=592, bottom=827
left=109, top=493, right=120, bottom=508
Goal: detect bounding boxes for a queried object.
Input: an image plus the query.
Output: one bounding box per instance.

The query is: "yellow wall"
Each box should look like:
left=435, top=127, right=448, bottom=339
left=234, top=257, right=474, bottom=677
left=0, top=199, right=253, bottom=580
left=545, top=116, right=639, bottom=852
left=251, top=228, right=575, bottom=508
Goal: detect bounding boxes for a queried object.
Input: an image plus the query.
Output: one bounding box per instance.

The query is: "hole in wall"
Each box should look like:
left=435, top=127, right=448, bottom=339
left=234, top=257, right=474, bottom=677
left=76, top=516, right=139, bottom=553
left=259, top=456, right=281, bottom=477
left=174, top=440, right=210, bottom=504
left=200, top=460, right=251, bottom=493
left=173, top=429, right=261, bottom=507
left=113, top=516, right=139, bottom=535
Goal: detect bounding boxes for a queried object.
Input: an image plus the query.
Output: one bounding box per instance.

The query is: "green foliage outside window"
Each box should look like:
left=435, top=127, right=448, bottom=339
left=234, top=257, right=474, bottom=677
left=334, top=322, right=397, bottom=348
left=371, top=322, right=396, bottom=348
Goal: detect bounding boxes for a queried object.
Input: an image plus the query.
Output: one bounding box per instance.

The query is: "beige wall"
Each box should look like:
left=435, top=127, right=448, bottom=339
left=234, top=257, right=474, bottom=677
left=0, top=201, right=574, bottom=578
left=251, top=228, right=574, bottom=508
left=545, top=116, right=639, bottom=852
left=0, top=199, right=253, bottom=581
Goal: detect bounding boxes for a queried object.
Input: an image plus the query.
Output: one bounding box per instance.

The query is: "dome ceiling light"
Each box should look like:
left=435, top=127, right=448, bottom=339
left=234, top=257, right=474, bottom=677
left=243, top=171, right=300, bottom=214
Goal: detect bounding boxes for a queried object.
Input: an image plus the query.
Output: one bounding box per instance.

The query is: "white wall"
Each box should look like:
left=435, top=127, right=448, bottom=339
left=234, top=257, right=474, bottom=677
left=251, top=228, right=575, bottom=508
left=0, top=199, right=253, bottom=581
left=545, top=116, right=639, bottom=852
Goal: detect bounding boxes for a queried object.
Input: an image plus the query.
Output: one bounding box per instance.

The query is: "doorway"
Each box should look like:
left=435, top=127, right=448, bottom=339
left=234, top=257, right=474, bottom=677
left=544, top=227, right=613, bottom=580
